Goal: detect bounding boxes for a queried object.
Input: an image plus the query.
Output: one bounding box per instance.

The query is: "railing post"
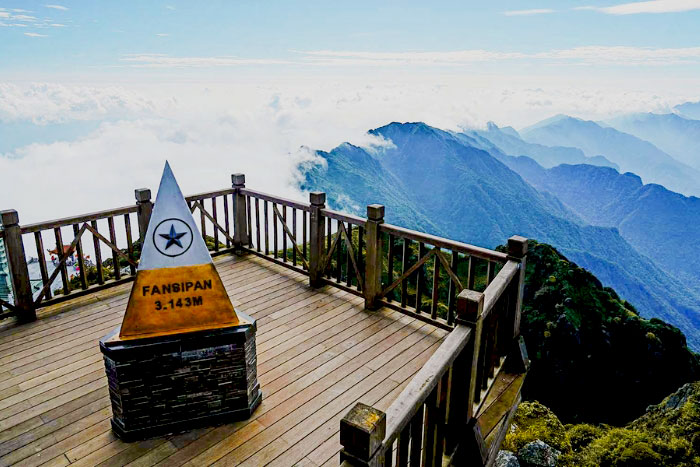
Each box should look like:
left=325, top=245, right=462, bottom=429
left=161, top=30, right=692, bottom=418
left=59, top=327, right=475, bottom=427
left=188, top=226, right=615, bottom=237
left=507, top=235, right=528, bottom=338
left=364, top=204, right=384, bottom=310
left=445, top=336, right=471, bottom=456
left=456, top=289, right=484, bottom=420
left=1, top=210, right=36, bottom=322
left=232, top=174, right=249, bottom=253
left=134, top=188, right=153, bottom=243
left=340, top=402, right=386, bottom=466
left=308, top=192, right=326, bottom=287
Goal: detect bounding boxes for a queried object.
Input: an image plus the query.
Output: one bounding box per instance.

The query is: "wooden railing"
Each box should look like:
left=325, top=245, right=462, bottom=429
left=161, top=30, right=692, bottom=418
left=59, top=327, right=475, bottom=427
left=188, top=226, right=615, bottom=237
left=0, top=173, right=517, bottom=330
left=339, top=238, right=528, bottom=467
left=0, top=229, right=17, bottom=319
left=0, top=172, right=528, bottom=464
left=239, top=187, right=312, bottom=276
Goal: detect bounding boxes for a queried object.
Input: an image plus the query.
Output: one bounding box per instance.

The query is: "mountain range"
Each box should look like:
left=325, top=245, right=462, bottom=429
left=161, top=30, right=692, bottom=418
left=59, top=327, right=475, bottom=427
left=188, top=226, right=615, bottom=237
left=299, top=120, right=700, bottom=350
left=520, top=115, right=700, bottom=197
left=606, top=112, right=700, bottom=171
left=500, top=159, right=700, bottom=300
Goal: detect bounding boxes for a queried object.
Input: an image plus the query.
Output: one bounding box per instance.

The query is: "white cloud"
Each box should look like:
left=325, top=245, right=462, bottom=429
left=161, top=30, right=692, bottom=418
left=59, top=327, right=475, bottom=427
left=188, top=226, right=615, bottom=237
left=299, top=46, right=700, bottom=66
left=156, top=33, right=169, bottom=37
left=0, top=83, right=155, bottom=123
left=504, top=8, right=555, bottom=16
left=119, top=54, right=292, bottom=67
left=13, top=14, right=37, bottom=22
left=0, top=12, right=9, bottom=18
left=576, top=0, right=700, bottom=14
left=44, top=4, right=68, bottom=11
left=50, top=23, right=65, bottom=27
left=1, top=80, right=694, bottom=236
left=24, top=32, right=47, bottom=37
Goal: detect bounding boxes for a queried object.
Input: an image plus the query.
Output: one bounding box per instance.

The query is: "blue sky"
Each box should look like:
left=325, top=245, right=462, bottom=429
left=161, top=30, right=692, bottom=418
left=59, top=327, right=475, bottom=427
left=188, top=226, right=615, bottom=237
left=2, top=0, right=700, bottom=225
left=2, top=0, right=700, bottom=79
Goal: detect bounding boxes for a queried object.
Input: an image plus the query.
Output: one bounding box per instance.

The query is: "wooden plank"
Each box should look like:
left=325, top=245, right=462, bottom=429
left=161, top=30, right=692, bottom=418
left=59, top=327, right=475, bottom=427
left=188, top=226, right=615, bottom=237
left=476, top=372, right=525, bottom=440
left=0, top=370, right=105, bottom=422
left=0, top=391, right=109, bottom=457
left=0, top=407, right=111, bottom=465
left=0, top=363, right=104, bottom=411
left=0, top=253, right=456, bottom=467
left=7, top=417, right=111, bottom=467
left=124, top=440, right=178, bottom=467
left=234, top=327, right=443, bottom=467
left=304, top=338, right=444, bottom=466
left=154, top=312, right=440, bottom=466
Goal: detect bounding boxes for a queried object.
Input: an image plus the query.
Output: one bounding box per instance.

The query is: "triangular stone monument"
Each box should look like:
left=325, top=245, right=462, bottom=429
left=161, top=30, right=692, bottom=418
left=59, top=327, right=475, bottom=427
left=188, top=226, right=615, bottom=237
left=120, top=161, right=246, bottom=340
left=100, top=162, right=261, bottom=441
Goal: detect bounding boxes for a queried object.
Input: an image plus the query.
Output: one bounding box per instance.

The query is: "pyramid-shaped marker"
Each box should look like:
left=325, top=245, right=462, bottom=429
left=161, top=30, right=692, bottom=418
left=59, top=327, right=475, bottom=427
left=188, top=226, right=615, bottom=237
left=119, top=162, right=244, bottom=340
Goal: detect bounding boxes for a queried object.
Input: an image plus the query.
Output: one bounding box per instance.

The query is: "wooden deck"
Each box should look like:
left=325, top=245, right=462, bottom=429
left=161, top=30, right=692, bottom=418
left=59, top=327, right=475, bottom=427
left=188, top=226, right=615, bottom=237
left=0, top=253, right=447, bottom=467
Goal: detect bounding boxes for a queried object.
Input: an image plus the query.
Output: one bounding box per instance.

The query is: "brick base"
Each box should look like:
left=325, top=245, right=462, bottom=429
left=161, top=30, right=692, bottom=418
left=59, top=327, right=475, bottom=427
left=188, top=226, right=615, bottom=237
left=99, top=312, right=261, bottom=441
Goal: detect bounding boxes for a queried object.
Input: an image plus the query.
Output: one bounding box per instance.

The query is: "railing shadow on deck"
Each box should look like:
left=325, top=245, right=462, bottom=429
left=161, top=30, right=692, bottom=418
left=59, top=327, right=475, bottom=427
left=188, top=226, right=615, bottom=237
left=0, top=173, right=529, bottom=466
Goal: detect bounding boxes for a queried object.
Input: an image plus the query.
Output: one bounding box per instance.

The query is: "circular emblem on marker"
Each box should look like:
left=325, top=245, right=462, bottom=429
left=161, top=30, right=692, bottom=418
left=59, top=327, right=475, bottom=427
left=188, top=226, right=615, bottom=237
left=153, top=218, right=193, bottom=257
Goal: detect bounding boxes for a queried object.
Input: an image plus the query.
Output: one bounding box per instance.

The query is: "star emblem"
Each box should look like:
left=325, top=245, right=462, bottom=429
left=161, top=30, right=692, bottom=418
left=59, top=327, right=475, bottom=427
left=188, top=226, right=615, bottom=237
left=159, top=224, right=188, bottom=250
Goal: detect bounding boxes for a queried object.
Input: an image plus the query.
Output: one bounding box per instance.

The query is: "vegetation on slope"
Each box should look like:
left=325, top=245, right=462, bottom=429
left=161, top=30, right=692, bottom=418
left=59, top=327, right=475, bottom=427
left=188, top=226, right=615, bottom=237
left=504, top=382, right=700, bottom=466
left=514, top=240, right=700, bottom=425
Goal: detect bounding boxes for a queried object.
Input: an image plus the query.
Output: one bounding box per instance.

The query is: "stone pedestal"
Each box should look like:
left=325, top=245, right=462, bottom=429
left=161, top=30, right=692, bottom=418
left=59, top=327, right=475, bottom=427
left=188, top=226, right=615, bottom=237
left=99, top=311, right=261, bottom=441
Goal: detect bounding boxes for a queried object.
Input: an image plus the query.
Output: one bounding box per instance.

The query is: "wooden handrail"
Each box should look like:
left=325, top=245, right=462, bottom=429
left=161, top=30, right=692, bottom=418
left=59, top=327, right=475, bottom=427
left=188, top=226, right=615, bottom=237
left=481, top=260, right=519, bottom=319
left=340, top=238, right=528, bottom=466
left=380, top=223, right=509, bottom=263
left=184, top=187, right=235, bottom=202
left=19, top=205, right=138, bottom=234
left=383, top=324, right=473, bottom=449
left=240, top=188, right=311, bottom=211
left=319, top=208, right=367, bottom=227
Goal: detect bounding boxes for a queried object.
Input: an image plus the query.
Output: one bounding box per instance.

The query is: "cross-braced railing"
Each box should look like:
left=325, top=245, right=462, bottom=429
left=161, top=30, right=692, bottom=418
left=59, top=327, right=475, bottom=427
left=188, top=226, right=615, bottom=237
left=1, top=172, right=529, bottom=464
left=338, top=237, right=528, bottom=467
left=1, top=172, right=523, bottom=333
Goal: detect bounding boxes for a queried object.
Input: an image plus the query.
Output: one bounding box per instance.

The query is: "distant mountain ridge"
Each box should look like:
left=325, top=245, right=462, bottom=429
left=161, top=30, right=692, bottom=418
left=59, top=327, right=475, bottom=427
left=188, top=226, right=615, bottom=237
left=499, top=158, right=700, bottom=299
left=675, top=100, right=700, bottom=120
left=521, top=115, right=700, bottom=197
left=299, top=121, right=700, bottom=350
left=465, top=122, right=618, bottom=169
left=606, top=112, right=700, bottom=171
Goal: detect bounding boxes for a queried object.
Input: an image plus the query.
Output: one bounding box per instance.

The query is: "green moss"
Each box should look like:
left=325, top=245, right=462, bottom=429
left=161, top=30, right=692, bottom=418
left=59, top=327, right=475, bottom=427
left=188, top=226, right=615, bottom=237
left=502, top=401, right=571, bottom=454
left=512, top=383, right=700, bottom=467
left=566, top=423, right=607, bottom=452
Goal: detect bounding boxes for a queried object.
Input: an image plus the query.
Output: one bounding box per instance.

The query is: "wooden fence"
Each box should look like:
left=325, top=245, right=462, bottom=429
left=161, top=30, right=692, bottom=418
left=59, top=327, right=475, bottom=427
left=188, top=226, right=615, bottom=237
left=0, top=173, right=528, bottom=465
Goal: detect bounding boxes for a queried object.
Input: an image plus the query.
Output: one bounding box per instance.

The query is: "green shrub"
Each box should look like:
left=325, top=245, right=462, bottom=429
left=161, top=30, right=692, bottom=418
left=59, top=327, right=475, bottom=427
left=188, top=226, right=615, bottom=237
left=502, top=401, right=571, bottom=454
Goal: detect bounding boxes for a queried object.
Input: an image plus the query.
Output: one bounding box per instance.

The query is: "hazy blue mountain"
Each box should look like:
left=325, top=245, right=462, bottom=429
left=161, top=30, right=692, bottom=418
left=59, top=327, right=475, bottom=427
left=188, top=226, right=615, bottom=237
left=466, top=122, right=618, bottom=169
left=521, top=115, right=700, bottom=197
left=300, top=122, right=700, bottom=350
left=675, top=101, right=700, bottom=120
left=606, top=112, right=700, bottom=171
left=501, top=158, right=700, bottom=298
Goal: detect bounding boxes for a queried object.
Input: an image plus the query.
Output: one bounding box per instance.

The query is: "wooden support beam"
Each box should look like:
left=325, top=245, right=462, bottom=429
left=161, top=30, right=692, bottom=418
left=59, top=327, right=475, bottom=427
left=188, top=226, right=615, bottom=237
left=340, top=402, right=387, bottom=467
left=134, top=188, right=153, bottom=243
left=0, top=210, right=35, bottom=322
left=308, top=191, right=326, bottom=287
left=232, top=173, right=249, bottom=252
left=457, top=289, right=484, bottom=419
left=364, top=204, right=384, bottom=310
left=507, top=235, right=528, bottom=339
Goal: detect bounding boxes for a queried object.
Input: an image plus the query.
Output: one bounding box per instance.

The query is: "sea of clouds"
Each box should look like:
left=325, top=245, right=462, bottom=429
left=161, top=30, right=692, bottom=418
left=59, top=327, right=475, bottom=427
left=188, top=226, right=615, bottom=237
left=0, top=78, right=695, bottom=232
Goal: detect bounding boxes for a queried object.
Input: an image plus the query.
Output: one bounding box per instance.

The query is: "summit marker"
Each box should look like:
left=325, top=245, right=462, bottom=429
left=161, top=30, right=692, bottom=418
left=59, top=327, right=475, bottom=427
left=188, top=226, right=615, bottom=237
left=119, top=161, right=246, bottom=339
left=100, top=162, right=261, bottom=441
